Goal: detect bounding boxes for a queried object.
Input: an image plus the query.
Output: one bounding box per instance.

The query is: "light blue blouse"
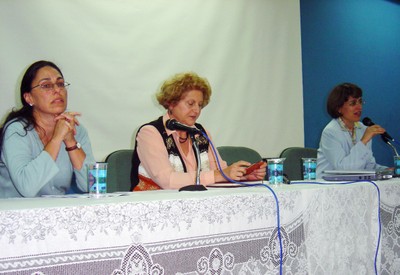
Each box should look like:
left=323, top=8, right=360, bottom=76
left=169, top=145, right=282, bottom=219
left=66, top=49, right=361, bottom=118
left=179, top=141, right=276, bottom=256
left=316, top=118, right=385, bottom=178
left=0, top=120, right=95, bottom=198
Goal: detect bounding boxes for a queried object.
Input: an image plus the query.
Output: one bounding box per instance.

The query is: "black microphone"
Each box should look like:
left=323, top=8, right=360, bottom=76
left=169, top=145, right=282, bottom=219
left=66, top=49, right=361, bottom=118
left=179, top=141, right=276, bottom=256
left=166, top=119, right=202, bottom=135
left=362, top=117, right=394, bottom=142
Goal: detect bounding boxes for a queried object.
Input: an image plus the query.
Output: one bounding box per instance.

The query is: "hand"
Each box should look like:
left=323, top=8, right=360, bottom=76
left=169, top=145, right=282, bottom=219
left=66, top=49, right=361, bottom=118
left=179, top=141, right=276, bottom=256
left=219, top=160, right=250, bottom=181
left=53, top=112, right=81, bottom=143
left=361, top=124, right=385, bottom=144
left=244, top=161, right=264, bottom=175
left=243, top=161, right=267, bottom=181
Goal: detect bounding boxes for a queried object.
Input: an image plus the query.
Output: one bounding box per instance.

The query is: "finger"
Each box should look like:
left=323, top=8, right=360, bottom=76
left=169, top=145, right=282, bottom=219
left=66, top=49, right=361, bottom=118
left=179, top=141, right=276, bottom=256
left=235, top=169, right=245, bottom=179
left=64, top=120, right=73, bottom=130
left=66, top=117, right=80, bottom=127
left=58, top=112, right=81, bottom=121
left=66, top=122, right=77, bottom=135
left=256, top=171, right=266, bottom=178
left=55, top=114, right=72, bottom=123
left=66, top=113, right=81, bottom=125
left=73, top=117, right=80, bottom=126
left=234, top=160, right=252, bottom=167
left=249, top=171, right=263, bottom=179
left=256, top=167, right=267, bottom=173
left=54, top=115, right=66, bottom=122
left=65, top=111, right=81, bottom=117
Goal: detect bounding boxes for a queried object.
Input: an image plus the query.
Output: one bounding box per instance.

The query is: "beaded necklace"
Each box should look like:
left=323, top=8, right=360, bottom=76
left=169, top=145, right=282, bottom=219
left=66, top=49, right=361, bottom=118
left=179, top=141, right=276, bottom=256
left=338, top=117, right=361, bottom=145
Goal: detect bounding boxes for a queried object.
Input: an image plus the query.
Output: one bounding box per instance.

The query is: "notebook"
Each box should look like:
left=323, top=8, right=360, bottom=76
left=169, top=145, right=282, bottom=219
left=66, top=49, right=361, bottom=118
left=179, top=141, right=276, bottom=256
left=322, top=170, right=392, bottom=181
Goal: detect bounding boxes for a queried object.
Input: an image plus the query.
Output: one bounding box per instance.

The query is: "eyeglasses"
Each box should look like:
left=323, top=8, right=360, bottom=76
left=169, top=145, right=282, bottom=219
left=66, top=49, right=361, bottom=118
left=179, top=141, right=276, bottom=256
left=346, top=98, right=365, bottom=107
left=31, top=82, right=70, bottom=92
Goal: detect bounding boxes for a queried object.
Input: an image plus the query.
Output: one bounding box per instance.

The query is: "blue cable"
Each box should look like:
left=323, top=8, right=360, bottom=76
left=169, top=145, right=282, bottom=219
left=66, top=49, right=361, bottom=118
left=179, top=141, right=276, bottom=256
left=291, top=180, right=381, bottom=275
left=201, top=131, right=283, bottom=275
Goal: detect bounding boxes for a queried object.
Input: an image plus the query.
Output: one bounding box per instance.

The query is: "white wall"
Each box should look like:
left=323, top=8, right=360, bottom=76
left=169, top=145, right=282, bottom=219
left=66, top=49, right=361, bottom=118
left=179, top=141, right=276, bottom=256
left=0, top=0, right=304, bottom=161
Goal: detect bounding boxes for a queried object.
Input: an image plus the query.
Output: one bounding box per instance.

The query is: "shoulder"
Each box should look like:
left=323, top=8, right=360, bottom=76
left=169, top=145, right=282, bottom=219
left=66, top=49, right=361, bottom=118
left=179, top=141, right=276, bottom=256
left=137, top=123, right=163, bottom=142
left=321, top=119, right=342, bottom=139
left=323, top=119, right=340, bottom=132
left=138, top=117, right=165, bottom=135
left=3, top=119, right=32, bottom=138
left=136, top=124, right=166, bottom=148
left=138, top=124, right=161, bottom=138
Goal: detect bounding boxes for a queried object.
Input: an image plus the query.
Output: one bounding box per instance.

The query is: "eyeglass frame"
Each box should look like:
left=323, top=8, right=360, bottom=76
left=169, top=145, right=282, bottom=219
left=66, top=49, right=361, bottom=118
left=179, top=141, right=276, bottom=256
left=345, top=98, right=365, bottom=107
left=30, top=81, right=70, bottom=92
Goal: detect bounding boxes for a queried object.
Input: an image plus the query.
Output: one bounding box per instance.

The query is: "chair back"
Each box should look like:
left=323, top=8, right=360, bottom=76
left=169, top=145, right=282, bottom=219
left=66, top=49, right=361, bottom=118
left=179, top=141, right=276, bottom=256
left=217, top=146, right=262, bottom=166
left=105, top=149, right=134, bottom=192
left=279, top=147, right=317, bottom=180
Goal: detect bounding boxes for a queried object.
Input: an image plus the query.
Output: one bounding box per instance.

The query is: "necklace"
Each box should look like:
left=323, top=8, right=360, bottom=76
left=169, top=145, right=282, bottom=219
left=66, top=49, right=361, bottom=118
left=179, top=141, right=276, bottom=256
left=338, top=117, right=357, bottom=145
left=179, top=135, right=188, bottom=143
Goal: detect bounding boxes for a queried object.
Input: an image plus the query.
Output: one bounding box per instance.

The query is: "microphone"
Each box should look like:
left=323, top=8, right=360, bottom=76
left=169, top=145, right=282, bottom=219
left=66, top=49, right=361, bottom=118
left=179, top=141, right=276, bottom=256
left=166, top=119, right=202, bottom=135
left=165, top=119, right=207, bottom=191
left=362, top=117, right=394, bottom=142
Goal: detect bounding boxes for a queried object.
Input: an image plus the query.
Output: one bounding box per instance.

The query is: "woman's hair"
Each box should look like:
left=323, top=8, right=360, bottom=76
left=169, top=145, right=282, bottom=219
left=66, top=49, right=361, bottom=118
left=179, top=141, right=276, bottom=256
left=156, top=72, right=212, bottom=109
left=0, top=60, right=64, bottom=154
left=326, top=82, right=363, bottom=118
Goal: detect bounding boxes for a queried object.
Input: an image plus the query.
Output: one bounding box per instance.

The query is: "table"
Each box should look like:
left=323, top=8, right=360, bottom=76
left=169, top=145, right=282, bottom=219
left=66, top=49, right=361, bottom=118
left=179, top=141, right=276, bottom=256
left=0, top=179, right=399, bottom=275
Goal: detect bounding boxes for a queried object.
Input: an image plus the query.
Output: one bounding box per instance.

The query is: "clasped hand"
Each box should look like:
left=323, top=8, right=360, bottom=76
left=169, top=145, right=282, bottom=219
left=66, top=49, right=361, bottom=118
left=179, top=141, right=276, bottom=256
left=53, top=112, right=81, bottom=142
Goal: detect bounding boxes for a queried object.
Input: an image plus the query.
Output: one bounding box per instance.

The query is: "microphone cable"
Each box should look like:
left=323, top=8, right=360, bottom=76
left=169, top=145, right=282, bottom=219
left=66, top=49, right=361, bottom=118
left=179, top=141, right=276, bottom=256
left=290, top=180, right=381, bottom=275
left=201, top=131, right=284, bottom=275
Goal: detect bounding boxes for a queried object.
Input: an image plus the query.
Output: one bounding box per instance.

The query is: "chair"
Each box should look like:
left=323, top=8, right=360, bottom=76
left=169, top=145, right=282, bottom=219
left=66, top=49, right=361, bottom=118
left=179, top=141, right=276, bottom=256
left=105, top=149, right=134, bottom=192
left=279, top=147, right=318, bottom=180
left=217, top=146, right=262, bottom=165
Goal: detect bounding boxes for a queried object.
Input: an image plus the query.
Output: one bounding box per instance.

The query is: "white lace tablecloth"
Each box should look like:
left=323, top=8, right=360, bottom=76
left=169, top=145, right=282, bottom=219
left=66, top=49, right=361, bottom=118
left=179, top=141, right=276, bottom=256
left=0, top=179, right=399, bottom=275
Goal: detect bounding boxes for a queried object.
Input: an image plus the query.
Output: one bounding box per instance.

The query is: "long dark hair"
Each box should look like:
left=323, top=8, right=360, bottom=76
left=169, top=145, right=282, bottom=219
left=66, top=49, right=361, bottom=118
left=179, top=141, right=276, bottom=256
left=0, top=61, right=64, bottom=154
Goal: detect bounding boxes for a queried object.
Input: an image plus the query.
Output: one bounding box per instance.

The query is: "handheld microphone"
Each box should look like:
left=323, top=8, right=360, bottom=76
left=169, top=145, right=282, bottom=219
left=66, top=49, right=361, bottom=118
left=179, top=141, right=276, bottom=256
left=362, top=117, right=394, bottom=142
left=166, top=119, right=201, bottom=135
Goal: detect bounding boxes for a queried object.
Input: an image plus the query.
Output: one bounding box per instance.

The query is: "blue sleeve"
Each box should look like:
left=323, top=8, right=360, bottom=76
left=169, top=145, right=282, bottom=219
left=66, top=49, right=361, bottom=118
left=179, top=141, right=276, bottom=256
left=1, top=123, right=59, bottom=197
left=73, top=124, right=96, bottom=193
left=320, top=125, right=380, bottom=170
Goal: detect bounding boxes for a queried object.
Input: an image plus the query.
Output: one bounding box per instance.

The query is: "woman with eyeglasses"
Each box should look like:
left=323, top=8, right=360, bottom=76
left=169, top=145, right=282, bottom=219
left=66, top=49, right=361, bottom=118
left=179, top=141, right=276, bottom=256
left=131, top=72, right=266, bottom=191
left=316, top=83, right=387, bottom=178
left=0, top=60, right=95, bottom=198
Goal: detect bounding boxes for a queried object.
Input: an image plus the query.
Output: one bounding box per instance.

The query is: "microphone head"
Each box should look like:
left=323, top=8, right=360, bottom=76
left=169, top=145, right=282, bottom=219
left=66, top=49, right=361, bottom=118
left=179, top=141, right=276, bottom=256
left=165, top=119, right=201, bottom=135
left=362, top=117, right=373, bottom=126
left=165, top=119, right=176, bottom=130
left=381, top=135, right=390, bottom=144
left=363, top=117, right=394, bottom=141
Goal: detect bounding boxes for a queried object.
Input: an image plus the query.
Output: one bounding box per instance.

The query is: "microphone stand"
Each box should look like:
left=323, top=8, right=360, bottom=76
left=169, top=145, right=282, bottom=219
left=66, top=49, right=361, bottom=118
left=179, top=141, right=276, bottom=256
left=179, top=132, right=207, bottom=191
left=382, top=135, right=399, bottom=157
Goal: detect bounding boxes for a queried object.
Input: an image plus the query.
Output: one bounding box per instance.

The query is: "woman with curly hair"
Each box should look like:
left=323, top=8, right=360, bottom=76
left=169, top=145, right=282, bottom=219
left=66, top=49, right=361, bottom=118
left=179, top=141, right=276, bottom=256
left=131, top=72, right=266, bottom=190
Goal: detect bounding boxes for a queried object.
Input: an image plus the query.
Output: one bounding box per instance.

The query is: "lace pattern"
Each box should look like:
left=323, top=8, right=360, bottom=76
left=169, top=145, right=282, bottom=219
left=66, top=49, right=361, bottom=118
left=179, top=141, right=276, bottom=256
left=1, top=181, right=399, bottom=275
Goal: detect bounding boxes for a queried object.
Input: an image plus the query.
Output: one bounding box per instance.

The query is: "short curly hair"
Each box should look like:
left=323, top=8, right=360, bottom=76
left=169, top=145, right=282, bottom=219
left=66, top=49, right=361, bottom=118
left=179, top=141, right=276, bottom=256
left=327, top=83, right=363, bottom=118
left=156, top=72, right=212, bottom=109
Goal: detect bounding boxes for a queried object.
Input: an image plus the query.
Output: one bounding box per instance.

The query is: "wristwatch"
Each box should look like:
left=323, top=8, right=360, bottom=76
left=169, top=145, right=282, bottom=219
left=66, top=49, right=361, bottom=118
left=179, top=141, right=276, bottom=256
left=65, top=142, right=81, bottom=151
